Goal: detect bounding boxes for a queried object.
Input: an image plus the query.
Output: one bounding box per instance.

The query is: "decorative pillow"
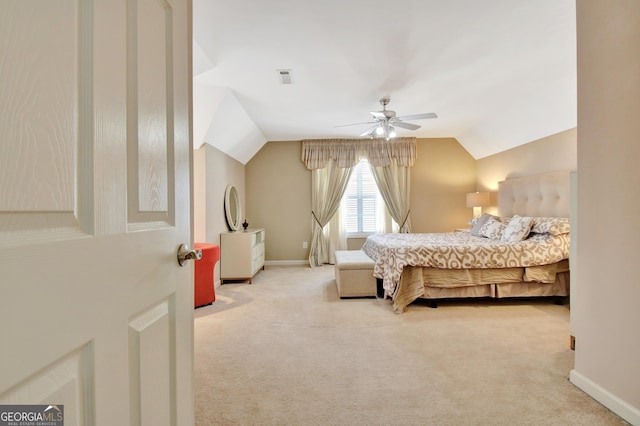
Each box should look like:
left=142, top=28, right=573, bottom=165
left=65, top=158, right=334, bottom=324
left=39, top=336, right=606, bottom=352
left=530, top=217, right=571, bottom=235
left=478, top=217, right=507, bottom=240
left=470, top=213, right=496, bottom=237
left=501, top=215, right=534, bottom=242
left=498, top=216, right=512, bottom=224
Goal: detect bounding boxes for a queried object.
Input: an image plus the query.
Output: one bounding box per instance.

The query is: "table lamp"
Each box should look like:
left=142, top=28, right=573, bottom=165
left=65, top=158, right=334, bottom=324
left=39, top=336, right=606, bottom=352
left=466, top=191, right=492, bottom=219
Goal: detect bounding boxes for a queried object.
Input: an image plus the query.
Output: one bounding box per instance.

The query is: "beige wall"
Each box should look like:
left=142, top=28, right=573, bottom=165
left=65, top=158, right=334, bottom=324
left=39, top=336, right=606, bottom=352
left=193, top=144, right=245, bottom=282
left=571, top=2, right=640, bottom=423
left=476, top=129, right=577, bottom=190
left=245, top=141, right=311, bottom=262
left=411, top=138, right=477, bottom=232
left=244, top=138, right=476, bottom=259
left=193, top=147, right=207, bottom=242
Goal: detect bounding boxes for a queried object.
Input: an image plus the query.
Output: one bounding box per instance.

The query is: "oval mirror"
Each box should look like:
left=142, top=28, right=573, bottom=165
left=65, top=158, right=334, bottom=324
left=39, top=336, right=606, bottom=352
left=224, top=185, right=241, bottom=231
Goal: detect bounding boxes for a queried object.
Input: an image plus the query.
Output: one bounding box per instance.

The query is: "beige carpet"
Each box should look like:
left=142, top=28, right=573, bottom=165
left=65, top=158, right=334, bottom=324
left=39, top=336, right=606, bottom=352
left=194, top=265, right=627, bottom=426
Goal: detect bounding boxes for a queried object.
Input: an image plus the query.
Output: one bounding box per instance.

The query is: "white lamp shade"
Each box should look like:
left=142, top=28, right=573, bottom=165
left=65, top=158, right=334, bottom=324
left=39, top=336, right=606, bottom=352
left=466, top=192, right=491, bottom=208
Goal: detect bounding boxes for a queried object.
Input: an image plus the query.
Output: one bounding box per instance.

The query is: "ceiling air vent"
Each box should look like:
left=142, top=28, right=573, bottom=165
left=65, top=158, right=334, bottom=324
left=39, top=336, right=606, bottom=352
left=277, top=69, right=293, bottom=85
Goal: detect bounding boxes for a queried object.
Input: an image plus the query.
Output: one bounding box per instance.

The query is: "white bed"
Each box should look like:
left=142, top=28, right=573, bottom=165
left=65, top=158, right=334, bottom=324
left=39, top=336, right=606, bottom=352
left=362, top=170, right=572, bottom=313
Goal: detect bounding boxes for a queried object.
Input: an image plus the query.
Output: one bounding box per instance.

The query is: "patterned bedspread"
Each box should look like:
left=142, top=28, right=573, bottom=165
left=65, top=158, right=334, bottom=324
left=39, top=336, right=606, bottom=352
left=361, top=231, right=570, bottom=309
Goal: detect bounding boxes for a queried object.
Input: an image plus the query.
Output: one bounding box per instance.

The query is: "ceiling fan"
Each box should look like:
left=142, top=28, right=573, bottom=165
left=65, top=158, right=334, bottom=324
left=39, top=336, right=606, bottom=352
left=337, top=97, right=437, bottom=140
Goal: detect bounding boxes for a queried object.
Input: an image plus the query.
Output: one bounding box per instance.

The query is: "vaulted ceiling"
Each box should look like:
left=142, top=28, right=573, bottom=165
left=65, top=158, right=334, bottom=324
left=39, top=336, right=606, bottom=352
left=193, top=0, right=576, bottom=164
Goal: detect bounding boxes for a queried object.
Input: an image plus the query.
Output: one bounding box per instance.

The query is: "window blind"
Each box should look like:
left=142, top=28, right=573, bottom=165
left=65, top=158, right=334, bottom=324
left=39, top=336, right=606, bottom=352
left=344, top=159, right=378, bottom=234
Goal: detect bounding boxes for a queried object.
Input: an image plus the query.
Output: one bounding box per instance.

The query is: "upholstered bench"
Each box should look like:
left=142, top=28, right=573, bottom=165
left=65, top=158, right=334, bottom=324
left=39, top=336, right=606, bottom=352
left=334, top=250, right=377, bottom=298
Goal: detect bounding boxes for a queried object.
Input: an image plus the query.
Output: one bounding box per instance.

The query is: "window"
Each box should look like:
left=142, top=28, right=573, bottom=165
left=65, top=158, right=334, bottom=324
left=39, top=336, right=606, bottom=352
left=344, top=159, right=380, bottom=235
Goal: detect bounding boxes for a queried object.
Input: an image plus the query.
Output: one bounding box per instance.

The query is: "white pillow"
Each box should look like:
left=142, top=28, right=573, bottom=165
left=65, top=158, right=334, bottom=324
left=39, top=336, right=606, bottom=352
left=501, top=215, right=534, bottom=242
left=530, top=217, right=571, bottom=235
left=478, top=217, right=507, bottom=240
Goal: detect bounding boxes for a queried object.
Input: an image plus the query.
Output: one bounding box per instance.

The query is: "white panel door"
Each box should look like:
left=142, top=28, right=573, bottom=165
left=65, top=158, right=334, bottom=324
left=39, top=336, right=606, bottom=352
left=0, top=0, right=193, bottom=425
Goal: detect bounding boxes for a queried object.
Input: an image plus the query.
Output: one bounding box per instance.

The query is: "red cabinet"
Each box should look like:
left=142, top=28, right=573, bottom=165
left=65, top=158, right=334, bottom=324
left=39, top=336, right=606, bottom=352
left=194, top=243, right=220, bottom=308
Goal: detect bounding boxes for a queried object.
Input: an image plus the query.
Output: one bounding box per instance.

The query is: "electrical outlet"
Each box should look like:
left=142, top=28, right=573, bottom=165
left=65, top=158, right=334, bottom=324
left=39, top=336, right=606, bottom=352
left=302, top=241, right=308, bottom=249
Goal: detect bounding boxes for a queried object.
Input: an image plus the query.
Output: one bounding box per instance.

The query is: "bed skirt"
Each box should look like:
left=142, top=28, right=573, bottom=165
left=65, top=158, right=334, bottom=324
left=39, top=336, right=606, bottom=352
left=392, top=265, right=570, bottom=313
left=420, top=271, right=569, bottom=299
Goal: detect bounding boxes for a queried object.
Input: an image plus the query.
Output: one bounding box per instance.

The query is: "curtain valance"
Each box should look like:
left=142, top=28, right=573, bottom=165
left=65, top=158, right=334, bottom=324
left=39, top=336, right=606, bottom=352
left=301, top=137, right=416, bottom=170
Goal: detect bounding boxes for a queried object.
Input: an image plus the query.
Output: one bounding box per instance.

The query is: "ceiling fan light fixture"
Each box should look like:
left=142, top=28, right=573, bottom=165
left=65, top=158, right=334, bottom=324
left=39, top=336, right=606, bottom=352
left=375, top=126, right=384, bottom=135
left=388, top=126, right=396, bottom=138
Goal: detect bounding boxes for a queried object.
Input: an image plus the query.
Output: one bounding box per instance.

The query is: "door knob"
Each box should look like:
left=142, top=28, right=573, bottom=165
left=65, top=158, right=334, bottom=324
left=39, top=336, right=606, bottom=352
left=177, top=244, right=202, bottom=266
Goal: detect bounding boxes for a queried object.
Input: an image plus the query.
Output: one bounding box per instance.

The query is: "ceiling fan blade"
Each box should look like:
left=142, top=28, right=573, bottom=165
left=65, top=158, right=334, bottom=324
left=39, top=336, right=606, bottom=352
left=359, top=125, right=379, bottom=137
left=393, top=121, right=421, bottom=131
left=396, top=112, right=437, bottom=121
left=370, top=111, right=387, bottom=119
left=335, top=121, right=377, bottom=128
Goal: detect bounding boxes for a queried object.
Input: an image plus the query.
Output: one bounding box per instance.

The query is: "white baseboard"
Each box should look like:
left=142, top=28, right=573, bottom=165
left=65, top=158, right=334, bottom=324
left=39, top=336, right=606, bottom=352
left=570, top=369, right=640, bottom=425
left=264, top=260, right=310, bottom=266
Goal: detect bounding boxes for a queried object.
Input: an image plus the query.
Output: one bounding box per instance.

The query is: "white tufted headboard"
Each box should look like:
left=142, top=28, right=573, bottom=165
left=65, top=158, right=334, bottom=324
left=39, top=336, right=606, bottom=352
left=498, top=170, right=571, bottom=218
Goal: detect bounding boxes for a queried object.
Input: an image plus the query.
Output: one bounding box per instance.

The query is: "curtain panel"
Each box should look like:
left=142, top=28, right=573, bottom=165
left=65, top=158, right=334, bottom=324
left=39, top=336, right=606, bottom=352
left=370, top=158, right=412, bottom=233
left=309, top=160, right=353, bottom=267
left=301, top=137, right=416, bottom=169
